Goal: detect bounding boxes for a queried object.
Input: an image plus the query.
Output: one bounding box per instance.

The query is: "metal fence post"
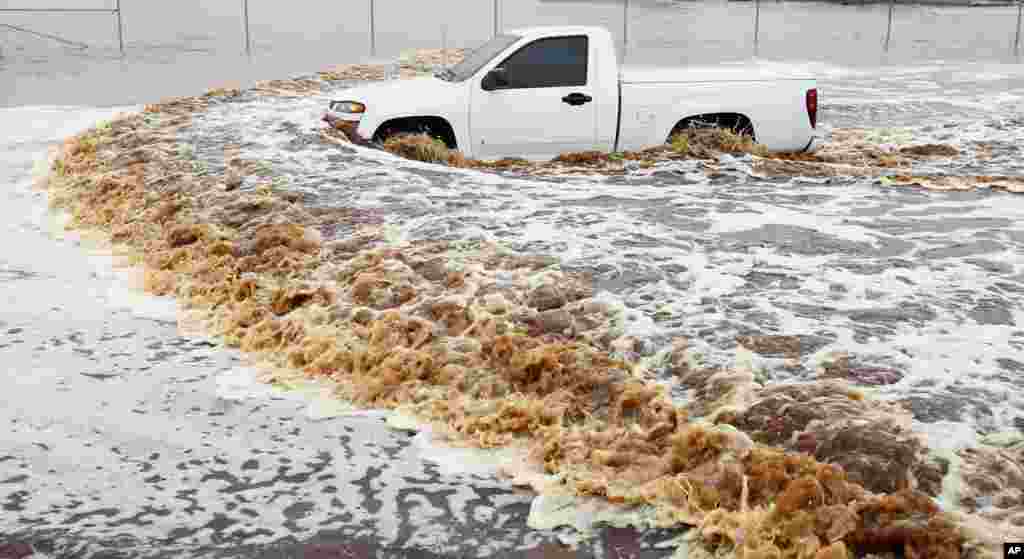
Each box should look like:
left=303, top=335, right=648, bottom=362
left=370, top=0, right=376, bottom=56
left=754, top=0, right=761, bottom=56
left=243, top=0, right=251, bottom=55
left=622, top=0, right=629, bottom=61
left=884, top=0, right=894, bottom=52
left=1016, top=0, right=1022, bottom=52
left=115, top=0, right=123, bottom=54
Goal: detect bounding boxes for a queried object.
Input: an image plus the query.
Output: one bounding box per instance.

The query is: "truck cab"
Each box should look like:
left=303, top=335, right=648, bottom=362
left=463, top=27, right=620, bottom=159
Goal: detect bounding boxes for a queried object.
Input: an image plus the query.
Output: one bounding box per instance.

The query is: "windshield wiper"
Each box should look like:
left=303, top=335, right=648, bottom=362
left=435, top=68, right=456, bottom=81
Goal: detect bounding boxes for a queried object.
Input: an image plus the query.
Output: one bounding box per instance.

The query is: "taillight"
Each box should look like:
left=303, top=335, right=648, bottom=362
left=806, top=88, right=818, bottom=129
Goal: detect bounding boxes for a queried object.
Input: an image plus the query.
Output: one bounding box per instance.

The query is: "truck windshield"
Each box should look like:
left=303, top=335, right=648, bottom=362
left=436, top=34, right=521, bottom=83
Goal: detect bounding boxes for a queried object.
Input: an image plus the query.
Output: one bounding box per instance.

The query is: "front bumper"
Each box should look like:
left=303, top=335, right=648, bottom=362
left=322, top=111, right=365, bottom=142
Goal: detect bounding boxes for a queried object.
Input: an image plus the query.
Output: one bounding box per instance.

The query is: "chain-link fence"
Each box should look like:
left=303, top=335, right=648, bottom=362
left=257, top=0, right=1024, bottom=63
left=2, top=0, right=1021, bottom=63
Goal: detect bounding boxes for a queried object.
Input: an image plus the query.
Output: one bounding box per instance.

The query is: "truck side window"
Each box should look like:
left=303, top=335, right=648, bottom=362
left=496, top=36, right=588, bottom=89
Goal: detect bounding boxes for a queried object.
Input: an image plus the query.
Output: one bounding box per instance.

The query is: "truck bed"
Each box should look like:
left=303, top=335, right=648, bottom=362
left=617, top=69, right=818, bottom=153
left=621, top=63, right=814, bottom=84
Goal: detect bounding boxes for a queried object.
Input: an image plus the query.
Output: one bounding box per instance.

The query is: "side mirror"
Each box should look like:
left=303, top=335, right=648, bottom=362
left=481, top=67, right=509, bottom=91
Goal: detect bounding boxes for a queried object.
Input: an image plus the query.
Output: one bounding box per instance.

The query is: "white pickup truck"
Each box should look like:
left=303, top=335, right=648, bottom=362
left=325, top=25, right=821, bottom=160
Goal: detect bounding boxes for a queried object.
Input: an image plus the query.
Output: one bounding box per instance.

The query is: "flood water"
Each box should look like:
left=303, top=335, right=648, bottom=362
left=2, top=1, right=1024, bottom=557
left=179, top=58, right=1024, bottom=445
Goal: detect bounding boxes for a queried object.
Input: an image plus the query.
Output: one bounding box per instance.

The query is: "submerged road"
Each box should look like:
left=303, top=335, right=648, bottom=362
left=0, top=107, right=684, bottom=558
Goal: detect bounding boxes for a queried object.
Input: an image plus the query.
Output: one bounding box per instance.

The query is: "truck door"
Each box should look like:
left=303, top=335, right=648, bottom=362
left=470, top=35, right=598, bottom=160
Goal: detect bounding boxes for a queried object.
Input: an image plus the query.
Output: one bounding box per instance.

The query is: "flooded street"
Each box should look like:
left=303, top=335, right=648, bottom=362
left=3, top=1, right=1024, bottom=557
left=2, top=108, right=680, bottom=559
left=181, top=59, right=1024, bottom=445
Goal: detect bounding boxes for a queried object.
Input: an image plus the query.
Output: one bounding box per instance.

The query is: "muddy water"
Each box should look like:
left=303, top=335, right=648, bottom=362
left=2, top=108, right=690, bottom=558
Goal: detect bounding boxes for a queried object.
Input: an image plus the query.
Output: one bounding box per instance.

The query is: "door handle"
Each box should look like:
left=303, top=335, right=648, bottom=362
left=562, top=93, right=592, bottom=106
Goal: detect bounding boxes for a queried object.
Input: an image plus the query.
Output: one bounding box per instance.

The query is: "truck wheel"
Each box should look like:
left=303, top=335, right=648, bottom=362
left=670, top=113, right=756, bottom=142
left=373, top=117, right=457, bottom=150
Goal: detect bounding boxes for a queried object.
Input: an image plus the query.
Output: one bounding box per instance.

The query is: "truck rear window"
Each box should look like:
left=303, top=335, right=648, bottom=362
left=497, top=36, right=588, bottom=89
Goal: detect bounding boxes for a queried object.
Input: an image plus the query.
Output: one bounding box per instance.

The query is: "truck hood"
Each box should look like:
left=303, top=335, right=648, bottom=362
left=621, top=62, right=813, bottom=84
left=332, top=76, right=458, bottom=109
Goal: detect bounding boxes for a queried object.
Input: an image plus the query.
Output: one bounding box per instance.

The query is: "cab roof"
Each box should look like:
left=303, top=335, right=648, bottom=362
left=504, top=25, right=612, bottom=40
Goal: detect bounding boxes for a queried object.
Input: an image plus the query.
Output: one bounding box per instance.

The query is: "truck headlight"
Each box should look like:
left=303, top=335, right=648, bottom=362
left=329, top=101, right=366, bottom=114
